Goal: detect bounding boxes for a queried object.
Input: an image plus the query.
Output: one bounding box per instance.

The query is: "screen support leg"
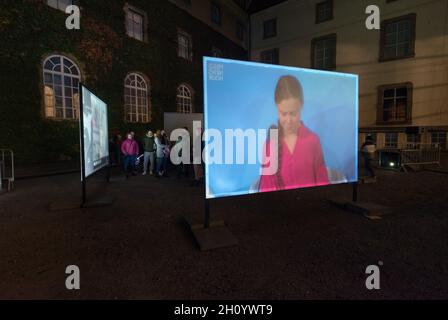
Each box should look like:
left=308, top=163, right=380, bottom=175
left=204, top=198, right=210, bottom=229
left=184, top=197, right=237, bottom=251
left=81, top=179, right=86, bottom=207
left=352, top=182, right=358, bottom=203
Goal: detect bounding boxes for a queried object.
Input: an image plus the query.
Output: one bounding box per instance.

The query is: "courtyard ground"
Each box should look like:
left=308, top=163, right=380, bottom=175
left=0, top=158, right=447, bottom=299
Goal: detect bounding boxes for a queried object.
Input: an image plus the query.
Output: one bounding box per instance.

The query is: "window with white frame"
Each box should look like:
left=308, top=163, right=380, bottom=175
left=380, top=14, right=416, bottom=61
left=124, top=73, right=150, bottom=123
left=385, top=132, right=398, bottom=148
left=177, top=85, right=193, bottom=114
left=125, top=5, right=145, bottom=41
left=312, top=34, right=336, bottom=70
left=47, top=0, right=72, bottom=11
left=378, top=84, right=412, bottom=123
left=431, top=131, right=447, bottom=150
left=178, top=31, right=193, bottom=61
left=43, top=55, right=81, bottom=120
left=406, top=133, right=421, bottom=149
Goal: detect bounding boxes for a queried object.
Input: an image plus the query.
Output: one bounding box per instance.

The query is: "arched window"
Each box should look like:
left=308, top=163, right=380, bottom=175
left=124, top=73, right=150, bottom=123
left=42, top=55, right=81, bottom=119
left=177, top=84, right=193, bottom=113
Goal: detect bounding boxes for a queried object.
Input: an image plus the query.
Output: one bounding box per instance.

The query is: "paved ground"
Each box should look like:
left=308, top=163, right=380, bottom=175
left=1, top=159, right=447, bottom=300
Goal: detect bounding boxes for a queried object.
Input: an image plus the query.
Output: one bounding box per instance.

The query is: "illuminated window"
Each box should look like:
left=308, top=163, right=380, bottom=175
left=378, top=83, right=412, bottom=124
left=42, top=55, right=81, bottom=120
left=125, top=73, right=150, bottom=123
left=47, top=0, right=72, bottom=11
left=177, top=85, right=193, bottom=114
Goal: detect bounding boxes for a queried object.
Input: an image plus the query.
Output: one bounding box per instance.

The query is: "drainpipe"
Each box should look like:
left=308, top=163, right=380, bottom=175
left=247, top=13, right=251, bottom=61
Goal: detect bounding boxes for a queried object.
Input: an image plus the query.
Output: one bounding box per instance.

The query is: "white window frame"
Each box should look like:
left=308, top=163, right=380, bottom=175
left=312, top=34, right=336, bottom=70
left=385, top=132, right=399, bottom=149
left=177, top=84, right=193, bottom=114
left=383, top=18, right=413, bottom=60
left=124, top=73, right=150, bottom=123
left=42, top=54, right=81, bottom=120
left=178, top=31, right=193, bottom=61
left=431, top=131, right=447, bottom=150
left=124, top=4, right=146, bottom=42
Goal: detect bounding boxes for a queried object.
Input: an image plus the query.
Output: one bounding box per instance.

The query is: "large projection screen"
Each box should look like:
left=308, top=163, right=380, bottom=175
left=203, top=57, right=358, bottom=199
left=79, top=84, right=109, bottom=180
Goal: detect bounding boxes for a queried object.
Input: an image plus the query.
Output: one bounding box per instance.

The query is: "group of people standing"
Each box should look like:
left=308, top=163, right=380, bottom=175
left=109, top=129, right=204, bottom=186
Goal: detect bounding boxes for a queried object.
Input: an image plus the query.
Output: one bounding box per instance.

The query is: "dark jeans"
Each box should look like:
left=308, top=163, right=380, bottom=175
left=123, top=155, right=136, bottom=173
left=163, top=155, right=169, bottom=172
left=156, top=157, right=166, bottom=174
left=364, top=154, right=375, bottom=177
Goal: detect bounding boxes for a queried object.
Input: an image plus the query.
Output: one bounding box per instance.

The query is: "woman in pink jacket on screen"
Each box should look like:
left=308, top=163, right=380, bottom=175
left=259, top=75, right=329, bottom=192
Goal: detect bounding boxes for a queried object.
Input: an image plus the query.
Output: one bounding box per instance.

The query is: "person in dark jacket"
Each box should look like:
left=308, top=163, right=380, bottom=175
left=174, top=135, right=184, bottom=178
left=142, top=129, right=156, bottom=176
left=361, top=135, right=376, bottom=178
left=161, top=130, right=170, bottom=176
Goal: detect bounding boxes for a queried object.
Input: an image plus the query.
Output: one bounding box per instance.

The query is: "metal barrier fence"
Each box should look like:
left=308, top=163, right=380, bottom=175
left=400, top=143, right=441, bottom=165
left=0, top=149, right=14, bottom=192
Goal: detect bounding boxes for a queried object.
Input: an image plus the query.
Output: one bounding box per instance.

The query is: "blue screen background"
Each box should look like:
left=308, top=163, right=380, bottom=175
left=204, top=57, right=358, bottom=199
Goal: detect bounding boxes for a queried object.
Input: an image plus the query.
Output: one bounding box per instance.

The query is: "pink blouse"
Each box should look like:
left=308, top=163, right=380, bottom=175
left=259, top=123, right=329, bottom=192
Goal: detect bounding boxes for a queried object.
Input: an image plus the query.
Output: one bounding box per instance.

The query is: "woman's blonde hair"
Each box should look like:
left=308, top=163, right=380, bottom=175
left=274, top=75, right=304, bottom=105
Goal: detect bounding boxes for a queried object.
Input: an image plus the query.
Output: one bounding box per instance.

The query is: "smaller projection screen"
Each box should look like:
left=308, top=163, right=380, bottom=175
left=203, top=57, right=358, bottom=199
left=79, top=84, right=109, bottom=180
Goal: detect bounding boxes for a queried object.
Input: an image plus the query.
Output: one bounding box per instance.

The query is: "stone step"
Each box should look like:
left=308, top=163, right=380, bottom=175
left=327, top=198, right=389, bottom=220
